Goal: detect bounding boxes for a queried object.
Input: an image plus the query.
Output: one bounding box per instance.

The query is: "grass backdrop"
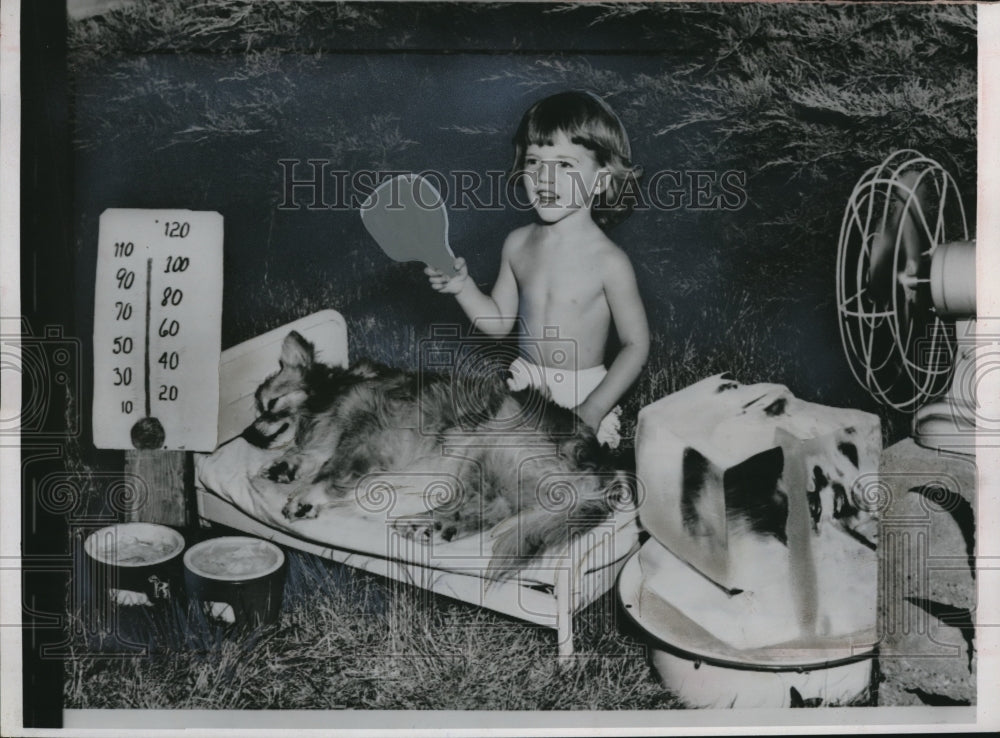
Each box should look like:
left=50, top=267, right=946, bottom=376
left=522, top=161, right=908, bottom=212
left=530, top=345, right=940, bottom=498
left=62, top=0, right=976, bottom=709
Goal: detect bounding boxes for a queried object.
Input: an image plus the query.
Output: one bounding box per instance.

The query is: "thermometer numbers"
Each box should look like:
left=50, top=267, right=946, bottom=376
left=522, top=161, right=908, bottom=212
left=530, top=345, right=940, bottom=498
left=113, top=367, right=133, bottom=386
left=110, top=240, right=140, bottom=411
left=112, top=337, right=133, bottom=355
left=158, top=351, right=180, bottom=370
left=154, top=252, right=189, bottom=405
left=164, top=255, right=189, bottom=272
left=104, top=245, right=189, bottom=413
left=93, top=208, right=222, bottom=451
left=115, top=267, right=135, bottom=289
left=114, top=240, right=134, bottom=257
left=161, top=287, right=183, bottom=307
left=163, top=220, right=190, bottom=238
left=158, top=318, right=180, bottom=337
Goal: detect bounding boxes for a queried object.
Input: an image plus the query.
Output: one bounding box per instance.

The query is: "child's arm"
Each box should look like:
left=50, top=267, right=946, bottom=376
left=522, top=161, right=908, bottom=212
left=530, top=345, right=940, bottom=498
left=425, top=231, right=522, bottom=336
left=574, top=249, right=649, bottom=431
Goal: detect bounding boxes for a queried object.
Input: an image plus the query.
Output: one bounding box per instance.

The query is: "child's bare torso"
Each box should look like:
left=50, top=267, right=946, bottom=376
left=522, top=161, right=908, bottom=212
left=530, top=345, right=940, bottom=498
left=508, top=225, right=612, bottom=371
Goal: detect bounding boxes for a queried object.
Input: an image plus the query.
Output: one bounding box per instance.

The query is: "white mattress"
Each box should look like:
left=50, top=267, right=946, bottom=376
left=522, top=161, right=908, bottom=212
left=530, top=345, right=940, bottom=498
left=194, top=436, right=640, bottom=587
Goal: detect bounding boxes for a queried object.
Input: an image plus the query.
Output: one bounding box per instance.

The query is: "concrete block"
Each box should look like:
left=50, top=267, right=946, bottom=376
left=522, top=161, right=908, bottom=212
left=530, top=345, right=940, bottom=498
left=877, top=438, right=976, bottom=705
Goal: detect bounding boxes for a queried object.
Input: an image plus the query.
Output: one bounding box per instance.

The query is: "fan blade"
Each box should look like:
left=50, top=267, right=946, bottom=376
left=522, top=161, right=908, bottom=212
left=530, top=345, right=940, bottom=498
left=869, top=171, right=930, bottom=315
left=896, top=171, right=929, bottom=268
left=868, top=222, right=895, bottom=308
left=899, top=172, right=938, bottom=339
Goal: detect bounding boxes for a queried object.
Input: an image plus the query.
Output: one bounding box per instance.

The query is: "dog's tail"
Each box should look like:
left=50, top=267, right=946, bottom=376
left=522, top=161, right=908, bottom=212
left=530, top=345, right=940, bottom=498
left=486, top=470, right=635, bottom=580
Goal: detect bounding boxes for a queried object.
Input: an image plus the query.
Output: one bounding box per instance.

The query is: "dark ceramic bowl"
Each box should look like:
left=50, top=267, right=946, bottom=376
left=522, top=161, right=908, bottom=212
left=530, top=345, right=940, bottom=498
left=183, top=536, right=285, bottom=627
left=83, top=522, right=186, bottom=607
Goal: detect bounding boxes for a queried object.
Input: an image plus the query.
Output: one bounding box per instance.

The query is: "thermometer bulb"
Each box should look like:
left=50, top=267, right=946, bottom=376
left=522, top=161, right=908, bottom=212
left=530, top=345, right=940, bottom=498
left=131, top=416, right=165, bottom=449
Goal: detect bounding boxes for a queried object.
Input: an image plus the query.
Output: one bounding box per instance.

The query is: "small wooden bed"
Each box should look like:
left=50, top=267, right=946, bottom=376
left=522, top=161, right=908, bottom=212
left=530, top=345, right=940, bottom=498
left=193, top=310, right=640, bottom=656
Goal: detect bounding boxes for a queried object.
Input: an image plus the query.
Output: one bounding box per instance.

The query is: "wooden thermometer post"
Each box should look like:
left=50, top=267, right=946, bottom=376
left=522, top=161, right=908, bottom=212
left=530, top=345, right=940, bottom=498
left=93, top=209, right=223, bottom=526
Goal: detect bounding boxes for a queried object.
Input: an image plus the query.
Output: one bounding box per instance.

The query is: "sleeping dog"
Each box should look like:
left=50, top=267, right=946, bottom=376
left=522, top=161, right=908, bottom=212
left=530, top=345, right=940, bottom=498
left=243, top=331, right=632, bottom=575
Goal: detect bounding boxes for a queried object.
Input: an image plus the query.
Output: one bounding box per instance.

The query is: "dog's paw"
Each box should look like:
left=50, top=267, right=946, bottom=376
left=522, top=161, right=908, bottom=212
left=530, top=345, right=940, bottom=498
left=390, top=515, right=458, bottom=543
left=281, top=495, right=318, bottom=520
left=264, top=459, right=298, bottom=484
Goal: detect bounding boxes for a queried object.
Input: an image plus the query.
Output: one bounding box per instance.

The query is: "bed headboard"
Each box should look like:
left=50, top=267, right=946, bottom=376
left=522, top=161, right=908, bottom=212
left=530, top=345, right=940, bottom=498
left=215, top=310, right=349, bottom=445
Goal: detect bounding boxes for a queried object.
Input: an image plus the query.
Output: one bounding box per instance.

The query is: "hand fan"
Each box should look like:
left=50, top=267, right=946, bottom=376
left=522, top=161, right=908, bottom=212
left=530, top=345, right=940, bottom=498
left=360, top=173, right=458, bottom=274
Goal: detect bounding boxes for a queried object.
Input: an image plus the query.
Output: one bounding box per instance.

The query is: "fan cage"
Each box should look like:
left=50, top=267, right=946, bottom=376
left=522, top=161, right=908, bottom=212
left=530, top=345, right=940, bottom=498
left=836, top=150, right=969, bottom=413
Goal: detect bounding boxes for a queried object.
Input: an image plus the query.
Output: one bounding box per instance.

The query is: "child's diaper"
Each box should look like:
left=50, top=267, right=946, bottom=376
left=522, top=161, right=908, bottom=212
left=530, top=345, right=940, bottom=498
left=507, top=356, right=622, bottom=448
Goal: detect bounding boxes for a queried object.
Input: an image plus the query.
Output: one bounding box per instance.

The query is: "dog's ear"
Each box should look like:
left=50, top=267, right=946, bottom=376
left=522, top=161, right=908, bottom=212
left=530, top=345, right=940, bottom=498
left=278, top=331, right=314, bottom=370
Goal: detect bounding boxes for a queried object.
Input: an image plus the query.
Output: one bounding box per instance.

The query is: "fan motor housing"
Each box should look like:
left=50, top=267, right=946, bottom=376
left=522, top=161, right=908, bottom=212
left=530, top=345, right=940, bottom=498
left=930, top=240, right=976, bottom=317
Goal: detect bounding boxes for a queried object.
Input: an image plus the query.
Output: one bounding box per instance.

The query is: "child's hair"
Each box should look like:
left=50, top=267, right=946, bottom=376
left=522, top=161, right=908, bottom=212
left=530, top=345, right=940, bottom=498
left=511, top=90, right=641, bottom=229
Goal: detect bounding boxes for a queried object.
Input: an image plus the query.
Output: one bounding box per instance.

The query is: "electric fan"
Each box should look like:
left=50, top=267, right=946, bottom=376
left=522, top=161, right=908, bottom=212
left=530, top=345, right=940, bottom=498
left=837, top=150, right=977, bottom=454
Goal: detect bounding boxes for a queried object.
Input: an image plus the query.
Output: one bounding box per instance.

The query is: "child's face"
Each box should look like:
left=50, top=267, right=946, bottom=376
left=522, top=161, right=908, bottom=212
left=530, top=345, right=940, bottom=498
left=521, top=131, right=609, bottom=225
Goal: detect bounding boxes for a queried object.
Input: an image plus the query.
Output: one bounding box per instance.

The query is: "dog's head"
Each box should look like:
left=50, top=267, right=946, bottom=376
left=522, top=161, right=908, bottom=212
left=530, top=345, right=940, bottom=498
left=243, top=331, right=315, bottom=449
left=243, top=331, right=399, bottom=449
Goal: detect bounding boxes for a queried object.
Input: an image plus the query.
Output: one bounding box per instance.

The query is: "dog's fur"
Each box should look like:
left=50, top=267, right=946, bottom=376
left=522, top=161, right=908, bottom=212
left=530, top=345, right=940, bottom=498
left=243, top=331, right=630, bottom=576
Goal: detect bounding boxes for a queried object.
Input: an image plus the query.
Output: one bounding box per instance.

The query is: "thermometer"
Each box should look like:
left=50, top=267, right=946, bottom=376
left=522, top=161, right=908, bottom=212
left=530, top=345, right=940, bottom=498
left=92, top=209, right=223, bottom=451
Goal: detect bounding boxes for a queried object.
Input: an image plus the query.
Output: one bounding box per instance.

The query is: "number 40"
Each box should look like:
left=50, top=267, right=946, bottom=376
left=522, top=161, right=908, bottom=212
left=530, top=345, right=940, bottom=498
left=158, top=351, right=180, bottom=370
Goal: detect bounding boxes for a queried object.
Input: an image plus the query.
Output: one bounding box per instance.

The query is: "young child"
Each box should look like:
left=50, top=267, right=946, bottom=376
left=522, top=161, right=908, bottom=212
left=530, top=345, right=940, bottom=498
left=426, top=90, right=649, bottom=447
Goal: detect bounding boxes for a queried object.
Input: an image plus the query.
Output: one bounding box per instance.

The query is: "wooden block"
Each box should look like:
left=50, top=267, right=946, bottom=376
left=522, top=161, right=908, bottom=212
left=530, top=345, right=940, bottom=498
left=124, top=449, right=190, bottom=527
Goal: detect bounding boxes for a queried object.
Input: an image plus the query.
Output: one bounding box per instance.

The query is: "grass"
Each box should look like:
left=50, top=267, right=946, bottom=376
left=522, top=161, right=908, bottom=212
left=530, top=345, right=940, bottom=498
left=65, top=548, right=679, bottom=710
left=58, top=0, right=968, bottom=710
